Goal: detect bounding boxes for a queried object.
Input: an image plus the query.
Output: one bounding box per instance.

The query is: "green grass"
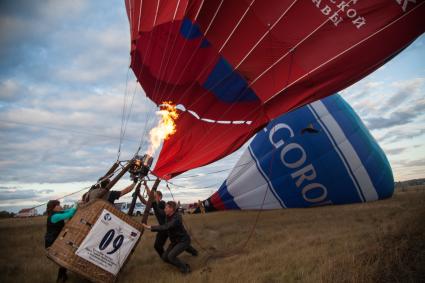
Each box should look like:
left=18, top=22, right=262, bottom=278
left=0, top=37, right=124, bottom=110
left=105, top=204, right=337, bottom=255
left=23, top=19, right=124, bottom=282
left=0, top=190, right=424, bottom=283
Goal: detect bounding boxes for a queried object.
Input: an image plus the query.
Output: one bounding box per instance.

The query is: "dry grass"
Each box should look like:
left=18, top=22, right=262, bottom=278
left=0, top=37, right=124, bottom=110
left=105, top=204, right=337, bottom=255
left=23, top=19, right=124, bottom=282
left=0, top=190, right=424, bottom=283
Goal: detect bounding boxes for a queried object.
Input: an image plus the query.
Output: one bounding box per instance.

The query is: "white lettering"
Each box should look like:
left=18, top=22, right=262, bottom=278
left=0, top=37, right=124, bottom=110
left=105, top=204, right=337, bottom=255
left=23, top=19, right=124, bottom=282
left=302, top=183, right=328, bottom=203
left=330, top=13, right=344, bottom=26
left=337, top=1, right=351, bottom=12
left=267, top=121, right=329, bottom=204
left=346, top=8, right=357, bottom=18
left=269, top=123, right=294, bottom=149
left=291, top=164, right=317, bottom=188
left=321, top=5, right=332, bottom=16
left=352, top=16, right=366, bottom=29
left=313, top=0, right=365, bottom=29
left=396, top=0, right=416, bottom=12
left=312, top=0, right=322, bottom=8
left=280, top=143, right=307, bottom=169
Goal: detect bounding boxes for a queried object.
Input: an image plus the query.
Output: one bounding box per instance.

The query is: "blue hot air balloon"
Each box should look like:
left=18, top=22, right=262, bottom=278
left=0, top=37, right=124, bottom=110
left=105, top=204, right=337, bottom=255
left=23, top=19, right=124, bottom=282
left=204, top=94, right=394, bottom=210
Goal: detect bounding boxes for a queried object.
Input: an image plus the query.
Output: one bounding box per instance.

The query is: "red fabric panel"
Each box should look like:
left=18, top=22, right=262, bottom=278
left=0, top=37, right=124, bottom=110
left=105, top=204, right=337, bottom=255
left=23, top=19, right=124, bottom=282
left=200, top=0, right=250, bottom=48
left=264, top=2, right=425, bottom=119
left=210, top=191, right=226, bottom=211
left=126, top=0, right=425, bottom=179
left=153, top=111, right=268, bottom=179
left=131, top=21, right=217, bottom=88
left=126, top=0, right=188, bottom=43
left=260, top=1, right=425, bottom=118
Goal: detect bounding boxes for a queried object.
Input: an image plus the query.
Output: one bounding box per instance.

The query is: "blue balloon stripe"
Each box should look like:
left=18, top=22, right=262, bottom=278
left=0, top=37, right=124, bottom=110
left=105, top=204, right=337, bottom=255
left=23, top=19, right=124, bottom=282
left=204, top=93, right=393, bottom=210
left=326, top=97, right=393, bottom=200
left=307, top=103, right=367, bottom=202
left=248, top=146, right=286, bottom=208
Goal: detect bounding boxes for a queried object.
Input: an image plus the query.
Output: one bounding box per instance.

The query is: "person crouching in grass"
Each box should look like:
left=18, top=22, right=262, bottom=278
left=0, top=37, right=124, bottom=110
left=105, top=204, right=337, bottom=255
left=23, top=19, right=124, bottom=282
left=45, top=200, right=77, bottom=283
left=143, top=201, right=195, bottom=274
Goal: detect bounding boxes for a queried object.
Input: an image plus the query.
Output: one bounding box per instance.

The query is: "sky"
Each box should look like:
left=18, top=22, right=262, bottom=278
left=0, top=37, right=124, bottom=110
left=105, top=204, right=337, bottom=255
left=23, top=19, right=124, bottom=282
left=0, top=1, right=424, bottom=213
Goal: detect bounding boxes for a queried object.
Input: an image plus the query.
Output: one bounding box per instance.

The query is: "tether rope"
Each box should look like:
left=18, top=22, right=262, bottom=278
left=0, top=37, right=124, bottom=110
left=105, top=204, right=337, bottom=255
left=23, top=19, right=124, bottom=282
left=25, top=165, right=123, bottom=211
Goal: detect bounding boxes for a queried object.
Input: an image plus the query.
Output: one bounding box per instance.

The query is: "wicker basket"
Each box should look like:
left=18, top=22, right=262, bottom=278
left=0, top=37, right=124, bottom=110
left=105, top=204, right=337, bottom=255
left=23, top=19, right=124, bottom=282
left=47, top=199, right=143, bottom=283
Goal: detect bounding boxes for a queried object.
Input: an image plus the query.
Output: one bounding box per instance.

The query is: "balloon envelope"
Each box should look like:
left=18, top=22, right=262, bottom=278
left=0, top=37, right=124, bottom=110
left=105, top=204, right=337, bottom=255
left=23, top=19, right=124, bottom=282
left=204, top=94, right=394, bottom=210
left=125, top=0, right=424, bottom=179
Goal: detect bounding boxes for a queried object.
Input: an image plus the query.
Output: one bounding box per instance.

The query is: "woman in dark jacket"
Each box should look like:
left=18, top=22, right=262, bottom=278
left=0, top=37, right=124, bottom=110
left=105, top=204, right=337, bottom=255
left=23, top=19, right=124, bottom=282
left=45, top=200, right=77, bottom=282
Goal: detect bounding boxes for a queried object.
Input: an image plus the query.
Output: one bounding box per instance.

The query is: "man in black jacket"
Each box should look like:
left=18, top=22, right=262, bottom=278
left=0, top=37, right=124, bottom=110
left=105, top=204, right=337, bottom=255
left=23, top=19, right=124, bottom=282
left=138, top=182, right=197, bottom=258
left=138, top=183, right=168, bottom=256
left=143, top=201, right=196, bottom=274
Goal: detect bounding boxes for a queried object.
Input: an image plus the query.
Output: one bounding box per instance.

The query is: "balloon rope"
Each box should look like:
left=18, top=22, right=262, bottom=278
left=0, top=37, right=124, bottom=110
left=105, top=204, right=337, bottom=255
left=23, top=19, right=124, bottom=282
left=117, top=65, right=132, bottom=160
left=165, top=147, right=277, bottom=267
left=264, top=0, right=425, bottom=104
left=172, top=160, right=253, bottom=180
left=154, top=0, right=224, bottom=106
left=24, top=165, right=123, bottom=211
left=144, top=0, right=377, bottom=175
left=136, top=0, right=191, bottom=155
left=125, top=0, right=161, bottom=156
left=154, top=0, right=359, bottom=168
left=136, top=0, right=143, bottom=34
left=136, top=0, right=208, bottom=155
left=134, top=0, right=170, bottom=156
left=155, top=0, right=296, bottom=113
left=150, top=0, right=188, bottom=104
left=151, top=1, right=300, bottom=175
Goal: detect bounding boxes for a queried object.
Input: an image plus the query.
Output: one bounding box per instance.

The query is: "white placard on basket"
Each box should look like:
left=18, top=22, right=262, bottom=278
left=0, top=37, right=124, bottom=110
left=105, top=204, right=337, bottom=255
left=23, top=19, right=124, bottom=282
left=76, top=209, right=140, bottom=275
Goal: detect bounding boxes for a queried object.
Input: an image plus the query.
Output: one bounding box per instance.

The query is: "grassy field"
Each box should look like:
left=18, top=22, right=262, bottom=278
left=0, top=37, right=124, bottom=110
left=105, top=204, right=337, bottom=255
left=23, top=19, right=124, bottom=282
left=1, top=189, right=424, bottom=283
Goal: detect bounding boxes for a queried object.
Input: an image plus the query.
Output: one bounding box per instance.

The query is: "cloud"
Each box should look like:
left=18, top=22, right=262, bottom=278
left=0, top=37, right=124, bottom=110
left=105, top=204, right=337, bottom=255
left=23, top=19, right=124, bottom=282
left=0, top=79, right=26, bottom=102
left=0, top=0, right=153, bottom=186
left=0, top=0, right=129, bottom=88
left=383, top=147, right=408, bottom=155
left=365, top=111, right=416, bottom=130
left=364, top=96, right=425, bottom=130
left=0, top=187, right=53, bottom=201
left=0, top=0, right=88, bottom=72
left=395, top=159, right=425, bottom=168
left=343, top=76, right=425, bottom=137
left=0, top=2, right=424, bottom=211
left=383, top=78, right=425, bottom=107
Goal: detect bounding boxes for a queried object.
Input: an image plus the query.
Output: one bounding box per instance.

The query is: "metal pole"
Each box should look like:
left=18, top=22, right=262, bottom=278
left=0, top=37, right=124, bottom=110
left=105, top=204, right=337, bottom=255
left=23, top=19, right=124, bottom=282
left=97, top=162, right=132, bottom=199
left=105, top=163, right=131, bottom=191
left=101, top=161, right=120, bottom=180
left=128, top=182, right=142, bottom=216
left=141, top=178, right=161, bottom=224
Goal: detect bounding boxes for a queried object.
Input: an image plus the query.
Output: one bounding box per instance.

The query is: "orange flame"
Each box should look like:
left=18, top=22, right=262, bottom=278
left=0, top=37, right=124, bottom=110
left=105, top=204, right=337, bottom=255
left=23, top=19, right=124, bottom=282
left=147, top=101, right=179, bottom=156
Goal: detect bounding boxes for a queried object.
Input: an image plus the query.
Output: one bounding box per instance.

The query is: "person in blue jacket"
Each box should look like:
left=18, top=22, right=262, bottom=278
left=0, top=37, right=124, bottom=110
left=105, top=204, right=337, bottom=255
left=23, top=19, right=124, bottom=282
left=45, top=200, right=77, bottom=282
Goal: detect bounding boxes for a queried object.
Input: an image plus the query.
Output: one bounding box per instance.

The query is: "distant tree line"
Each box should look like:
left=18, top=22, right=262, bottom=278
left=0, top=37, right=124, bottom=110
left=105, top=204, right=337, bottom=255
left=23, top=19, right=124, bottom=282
left=0, top=211, right=15, bottom=218
left=395, top=178, right=425, bottom=191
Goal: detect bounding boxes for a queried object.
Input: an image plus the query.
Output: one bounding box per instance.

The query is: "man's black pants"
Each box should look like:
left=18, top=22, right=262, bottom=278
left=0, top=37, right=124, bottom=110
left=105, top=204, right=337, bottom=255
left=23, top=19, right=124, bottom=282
left=154, top=231, right=168, bottom=257
left=155, top=232, right=198, bottom=257
left=162, top=240, right=191, bottom=272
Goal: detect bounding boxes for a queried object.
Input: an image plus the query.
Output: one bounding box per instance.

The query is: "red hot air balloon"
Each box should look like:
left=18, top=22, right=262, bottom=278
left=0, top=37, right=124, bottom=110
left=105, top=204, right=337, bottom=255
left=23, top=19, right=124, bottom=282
left=125, top=0, right=425, bottom=179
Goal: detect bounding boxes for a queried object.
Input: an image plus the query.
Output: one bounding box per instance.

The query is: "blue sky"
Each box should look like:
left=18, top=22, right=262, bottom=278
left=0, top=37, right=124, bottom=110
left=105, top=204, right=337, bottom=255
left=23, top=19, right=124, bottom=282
left=0, top=1, right=424, bottom=213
